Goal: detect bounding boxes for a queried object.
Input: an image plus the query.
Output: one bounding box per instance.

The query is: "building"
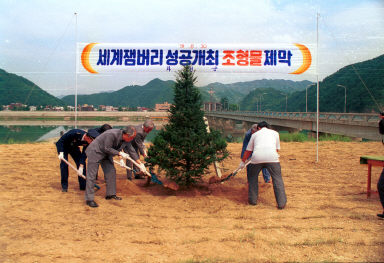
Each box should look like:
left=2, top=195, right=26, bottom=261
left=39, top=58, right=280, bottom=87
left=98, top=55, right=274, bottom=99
left=9, top=103, right=27, bottom=110
left=53, top=106, right=64, bottom=111
left=137, top=107, right=150, bottom=112
left=80, top=104, right=94, bottom=111
left=105, top=106, right=115, bottom=112
left=155, top=102, right=172, bottom=112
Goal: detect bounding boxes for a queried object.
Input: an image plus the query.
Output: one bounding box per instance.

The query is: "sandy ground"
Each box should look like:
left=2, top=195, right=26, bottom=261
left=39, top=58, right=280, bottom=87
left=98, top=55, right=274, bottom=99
left=0, top=141, right=383, bottom=263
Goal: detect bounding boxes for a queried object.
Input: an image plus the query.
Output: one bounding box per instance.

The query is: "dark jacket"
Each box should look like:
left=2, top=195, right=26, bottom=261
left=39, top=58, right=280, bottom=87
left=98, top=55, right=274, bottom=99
left=56, top=129, right=88, bottom=164
left=241, top=128, right=253, bottom=159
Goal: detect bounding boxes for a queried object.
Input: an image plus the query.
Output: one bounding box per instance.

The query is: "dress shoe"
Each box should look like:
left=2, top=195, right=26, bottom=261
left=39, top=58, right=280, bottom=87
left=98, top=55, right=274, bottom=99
left=135, top=175, right=145, bottom=179
left=248, top=201, right=257, bottom=206
left=86, top=200, right=98, bottom=208
left=377, top=213, right=384, bottom=219
left=105, top=195, right=122, bottom=200
left=62, top=188, right=68, bottom=192
left=278, top=205, right=285, bottom=210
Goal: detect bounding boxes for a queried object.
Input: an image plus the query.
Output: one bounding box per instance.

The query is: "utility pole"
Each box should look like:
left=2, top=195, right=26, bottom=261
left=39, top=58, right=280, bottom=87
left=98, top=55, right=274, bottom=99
left=74, top=12, right=78, bottom=128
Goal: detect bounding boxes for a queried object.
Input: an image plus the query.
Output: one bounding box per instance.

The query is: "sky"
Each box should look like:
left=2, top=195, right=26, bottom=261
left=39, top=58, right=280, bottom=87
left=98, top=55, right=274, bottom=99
left=0, top=0, right=383, bottom=97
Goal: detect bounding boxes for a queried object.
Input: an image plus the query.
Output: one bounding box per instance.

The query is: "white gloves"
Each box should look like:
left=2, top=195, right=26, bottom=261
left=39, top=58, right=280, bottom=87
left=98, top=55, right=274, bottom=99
left=58, top=152, right=64, bottom=160
left=138, top=163, right=147, bottom=173
left=119, top=151, right=130, bottom=159
left=239, top=161, right=246, bottom=169
left=77, top=166, right=84, bottom=176
left=119, top=159, right=125, bottom=167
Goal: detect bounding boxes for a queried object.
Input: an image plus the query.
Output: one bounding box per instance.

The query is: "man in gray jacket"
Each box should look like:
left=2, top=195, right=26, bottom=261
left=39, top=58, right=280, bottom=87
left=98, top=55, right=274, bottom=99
left=124, top=119, right=155, bottom=180
left=84, top=125, right=145, bottom=208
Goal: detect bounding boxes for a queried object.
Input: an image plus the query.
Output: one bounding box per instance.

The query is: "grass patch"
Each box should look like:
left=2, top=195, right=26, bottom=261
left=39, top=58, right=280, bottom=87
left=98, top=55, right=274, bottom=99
left=294, top=237, right=343, bottom=247
left=182, top=237, right=210, bottom=244
left=279, top=132, right=353, bottom=142
left=178, top=258, right=230, bottom=263
left=219, top=233, right=237, bottom=242
left=319, top=134, right=352, bottom=142
left=238, top=232, right=256, bottom=243
left=280, top=132, right=308, bottom=142
left=233, top=223, right=245, bottom=229
left=301, top=215, right=326, bottom=219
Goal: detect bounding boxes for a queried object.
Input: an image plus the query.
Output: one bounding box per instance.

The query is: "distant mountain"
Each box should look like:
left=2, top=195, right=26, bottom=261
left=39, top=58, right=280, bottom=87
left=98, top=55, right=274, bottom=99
left=0, top=69, right=65, bottom=106
left=240, top=54, right=384, bottom=113
left=61, top=78, right=312, bottom=108
left=200, top=79, right=313, bottom=103
left=61, top=78, right=175, bottom=108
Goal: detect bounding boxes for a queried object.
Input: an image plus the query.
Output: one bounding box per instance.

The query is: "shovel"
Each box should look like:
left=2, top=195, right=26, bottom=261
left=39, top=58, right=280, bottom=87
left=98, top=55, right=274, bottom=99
left=209, top=160, right=251, bottom=184
left=59, top=157, right=100, bottom=190
left=119, top=152, right=179, bottom=190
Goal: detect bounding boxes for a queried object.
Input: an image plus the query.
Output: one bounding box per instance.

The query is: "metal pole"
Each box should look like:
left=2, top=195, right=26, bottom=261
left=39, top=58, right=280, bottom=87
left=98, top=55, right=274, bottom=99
left=316, top=12, right=319, bottom=163
left=74, top=12, right=78, bottom=128
left=306, top=86, right=308, bottom=112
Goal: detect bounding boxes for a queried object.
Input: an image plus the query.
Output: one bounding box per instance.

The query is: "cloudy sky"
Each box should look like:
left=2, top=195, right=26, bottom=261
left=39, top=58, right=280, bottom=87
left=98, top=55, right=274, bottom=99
left=0, top=0, right=383, bottom=97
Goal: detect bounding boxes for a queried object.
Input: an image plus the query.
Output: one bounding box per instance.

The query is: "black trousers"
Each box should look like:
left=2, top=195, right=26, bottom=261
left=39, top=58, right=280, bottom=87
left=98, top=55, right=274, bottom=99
left=60, top=147, right=86, bottom=190
left=247, top=162, right=287, bottom=208
left=378, top=168, right=384, bottom=210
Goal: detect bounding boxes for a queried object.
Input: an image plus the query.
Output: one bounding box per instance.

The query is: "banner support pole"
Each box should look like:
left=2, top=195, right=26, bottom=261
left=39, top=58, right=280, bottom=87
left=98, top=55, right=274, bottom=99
left=74, top=12, right=78, bottom=128
left=316, top=12, right=320, bottom=162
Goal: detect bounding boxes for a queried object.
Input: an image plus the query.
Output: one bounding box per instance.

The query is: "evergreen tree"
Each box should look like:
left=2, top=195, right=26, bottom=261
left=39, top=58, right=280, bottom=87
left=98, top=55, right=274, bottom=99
left=146, top=65, right=228, bottom=186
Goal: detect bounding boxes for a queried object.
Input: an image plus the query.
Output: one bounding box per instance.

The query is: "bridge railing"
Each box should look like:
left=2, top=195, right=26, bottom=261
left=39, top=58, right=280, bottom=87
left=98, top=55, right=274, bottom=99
left=204, top=111, right=380, bottom=126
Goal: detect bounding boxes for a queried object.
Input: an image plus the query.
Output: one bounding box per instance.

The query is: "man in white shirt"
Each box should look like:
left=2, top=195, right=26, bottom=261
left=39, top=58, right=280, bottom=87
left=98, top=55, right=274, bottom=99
left=239, top=121, right=287, bottom=209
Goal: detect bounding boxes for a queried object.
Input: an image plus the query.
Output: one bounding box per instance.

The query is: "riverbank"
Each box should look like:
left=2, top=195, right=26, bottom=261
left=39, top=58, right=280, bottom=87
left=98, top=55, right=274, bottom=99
left=0, top=141, right=383, bottom=262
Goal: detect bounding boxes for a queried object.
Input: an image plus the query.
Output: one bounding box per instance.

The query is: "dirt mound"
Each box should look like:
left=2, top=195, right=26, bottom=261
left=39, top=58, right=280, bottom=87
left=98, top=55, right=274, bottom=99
left=0, top=141, right=383, bottom=262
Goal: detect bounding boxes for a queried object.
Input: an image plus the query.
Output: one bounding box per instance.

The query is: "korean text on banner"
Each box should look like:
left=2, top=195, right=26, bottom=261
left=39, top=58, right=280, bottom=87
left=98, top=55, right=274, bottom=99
left=78, top=43, right=315, bottom=75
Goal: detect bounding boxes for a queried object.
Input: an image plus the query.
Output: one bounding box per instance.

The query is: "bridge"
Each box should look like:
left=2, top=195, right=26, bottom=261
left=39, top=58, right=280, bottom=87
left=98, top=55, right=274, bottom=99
left=204, top=111, right=382, bottom=141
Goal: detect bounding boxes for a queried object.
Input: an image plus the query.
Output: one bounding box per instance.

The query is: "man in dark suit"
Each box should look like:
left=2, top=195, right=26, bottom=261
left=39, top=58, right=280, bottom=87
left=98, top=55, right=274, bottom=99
left=124, top=120, right=155, bottom=180
left=84, top=126, right=146, bottom=208
left=56, top=128, right=100, bottom=192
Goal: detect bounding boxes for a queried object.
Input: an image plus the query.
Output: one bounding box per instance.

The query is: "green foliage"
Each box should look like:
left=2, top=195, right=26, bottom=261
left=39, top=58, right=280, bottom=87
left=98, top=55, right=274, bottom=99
left=146, top=66, right=228, bottom=186
left=319, top=134, right=352, bottom=142
left=279, top=132, right=308, bottom=142
left=279, top=132, right=353, bottom=142
left=0, top=69, right=65, bottom=106
left=220, top=97, right=229, bottom=110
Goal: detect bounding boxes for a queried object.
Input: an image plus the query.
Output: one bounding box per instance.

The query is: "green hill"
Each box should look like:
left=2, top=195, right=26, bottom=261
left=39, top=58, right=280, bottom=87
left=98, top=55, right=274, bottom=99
left=0, top=69, right=65, bottom=106
left=200, top=79, right=312, bottom=104
left=240, top=54, right=384, bottom=113
left=61, top=78, right=311, bottom=108
left=61, top=78, right=175, bottom=108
